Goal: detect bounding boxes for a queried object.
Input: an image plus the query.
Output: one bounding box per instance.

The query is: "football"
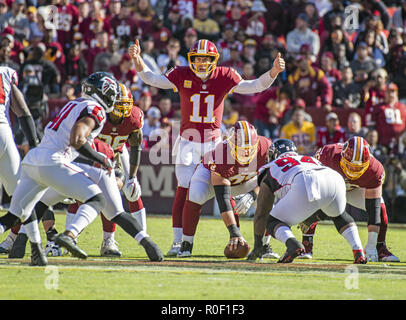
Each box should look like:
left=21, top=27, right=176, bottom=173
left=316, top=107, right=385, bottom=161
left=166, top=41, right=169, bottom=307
left=224, top=242, right=251, bottom=259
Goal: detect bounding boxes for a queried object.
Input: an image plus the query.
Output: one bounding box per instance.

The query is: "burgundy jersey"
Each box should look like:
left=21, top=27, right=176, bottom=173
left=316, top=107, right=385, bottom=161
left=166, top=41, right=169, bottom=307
left=318, top=143, right=385, bottom=190
left=364, top=86, right=386, bottom=126
left=165, top=66, right=242, bottom=142
left=109, top=16, right=139, bottom=41
left=370, top=102, right=406, bottom=146
left=56, top=4, right=80, bottom=50
left=316, top=126, right=346, bottom=148
left=98, top=105, right=144, bottom=153
left=203, top=136, right=272, bottom=186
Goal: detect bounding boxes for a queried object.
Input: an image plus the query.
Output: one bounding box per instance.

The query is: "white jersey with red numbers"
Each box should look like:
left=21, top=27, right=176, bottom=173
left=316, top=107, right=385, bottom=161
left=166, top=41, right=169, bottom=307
left=0, top=66, right=18, bottom=124
left=259, top=153, right=325, bottom=200
left=22, top=97, right=107, bottom=166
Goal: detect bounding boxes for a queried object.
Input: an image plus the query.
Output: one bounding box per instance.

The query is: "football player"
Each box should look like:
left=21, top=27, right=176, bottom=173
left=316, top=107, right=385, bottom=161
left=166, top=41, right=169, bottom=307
left=0, top=72, right=162, bottom=265
left=177, top=121, right=279, bottom=258
left=129, top=39, right=285, bottom=256
left=298, top=136, right=400, bottom=262
left=0, top=66, right=39, bottom=254
left=247, top=139, right=367, bottom=264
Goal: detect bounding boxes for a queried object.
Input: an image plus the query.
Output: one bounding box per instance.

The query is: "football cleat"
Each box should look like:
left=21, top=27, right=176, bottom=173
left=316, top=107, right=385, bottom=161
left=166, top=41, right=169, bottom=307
left=261, top=245, right=280, bottom=259
left=297, top=238, right=313, bottom=259
left=365, top=246, right=378, bottom=262
left=8, top=233, right=28, bottom=258
left=29, top=242, right=48, bottom=266
left=140, top=237, right=164, bottom=262
left=54, top=233, right=88, bottom=259
left=100, top=238, right=122, bottom=257
left=378, top=243, right=400, bottom=262
left=177, top=241, right=193, bottom=258
left=277, top=238, right=305, bottom=263
left=353, top=249, right=367, bottom=264
left=166, top=241, right=182, bottom=256
left=45, top=240, right=63, bottom=257
left=0, top=234, right=15, bottom=254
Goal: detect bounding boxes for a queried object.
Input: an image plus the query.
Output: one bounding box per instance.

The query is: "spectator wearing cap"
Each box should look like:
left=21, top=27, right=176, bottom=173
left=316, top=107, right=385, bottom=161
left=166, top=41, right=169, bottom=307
left=27, top=6, right=43, bottom=43
left=164, top=4, right=183, bottom=39
left=224, top=1, right=244, bottom=32
left=140, top=34, right=160, bottom=74
left=286, top=12, right=320, bottom=62
left=110, top=53, right=138, bottom=91
left=142, top=106, right=162, bottom=141
left=368, top=83, right=406, bottom=149
left=79, top=6, right=111, bottom=50
left=241, top=38, right=257, bottom=65
left=359, top=0, right=390, bottom=31
left=280, top=98, right=313, bottom=127
left=53, top=0, right=80, bottom=53
left=216, top=24, right=237, bottom=63
left=109, top=3, right=139, bottom=43
left=350, top=41, right=378, bottom=87
left=364, top=68, right=388, bottom=126
left=0, top=0, right=29, bottom=43
left=332, top=66, right=362, bottom=109
left=254, top=85, right=294, bottom=139
left=65, top=42, right=88, bottom=88
left=240, top=0, right=267, bottom=46
left=288, top=52, right=333, bottom=110
left=179, top=27, right=197, bottom=59
left=345, top=112, right=368, bottom=140
left=139, top=90, right=152, bottom=113
left=355, top=29, right=386, bottom=68
left=157, top=37, right=187, bottom=73
left=316, top=112, right=346, bottom=148
left=280, top=107, right=316, bottom=155
left=21, top=43, right=60, bottom=94
left=0, top=39, right=19, bottom=70
left=193, top=1, right=220, bottom=42
left=320, top=51, right=341, bottom=87
left=1, top=27, right=24, bottom=65
left=220, top=41, right=244, bottom=74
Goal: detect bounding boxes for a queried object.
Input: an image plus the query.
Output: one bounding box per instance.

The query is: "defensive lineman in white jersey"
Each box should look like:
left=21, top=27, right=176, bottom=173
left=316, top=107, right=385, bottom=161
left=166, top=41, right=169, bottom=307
left=0, top=72, right=163, bottom=265
left=247, top=139, right=367, bottom=264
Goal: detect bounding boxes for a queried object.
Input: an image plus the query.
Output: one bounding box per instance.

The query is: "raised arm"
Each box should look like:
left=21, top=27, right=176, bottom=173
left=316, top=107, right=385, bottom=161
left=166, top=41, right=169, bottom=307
left=233, top=53, right=285, bottom=95
left=128, top=40, right=174, bottom=90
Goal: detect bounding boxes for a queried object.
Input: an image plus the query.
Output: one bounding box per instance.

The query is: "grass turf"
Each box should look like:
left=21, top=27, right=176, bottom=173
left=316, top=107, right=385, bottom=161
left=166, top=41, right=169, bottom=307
left=0, top=213, right=405, bottom=300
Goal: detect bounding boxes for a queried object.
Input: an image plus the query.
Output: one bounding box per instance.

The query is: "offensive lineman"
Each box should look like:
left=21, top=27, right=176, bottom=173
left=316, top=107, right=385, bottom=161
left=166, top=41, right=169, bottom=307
left=129, top=39, right=285, bottom=256
left=247, top=139, right=367, bottom=264
left=178, top=121, right=279, bottom=259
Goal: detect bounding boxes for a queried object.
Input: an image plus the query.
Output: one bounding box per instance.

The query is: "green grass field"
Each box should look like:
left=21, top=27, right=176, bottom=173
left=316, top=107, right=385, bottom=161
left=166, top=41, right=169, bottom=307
left=0, top=212, right=405, bottom=300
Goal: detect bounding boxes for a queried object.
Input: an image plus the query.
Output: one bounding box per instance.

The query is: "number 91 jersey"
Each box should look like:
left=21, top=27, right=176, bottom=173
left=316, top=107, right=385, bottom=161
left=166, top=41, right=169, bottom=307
left=259, top=153, right=325, bottom=199
left=165, top=66, right=242, bottom=143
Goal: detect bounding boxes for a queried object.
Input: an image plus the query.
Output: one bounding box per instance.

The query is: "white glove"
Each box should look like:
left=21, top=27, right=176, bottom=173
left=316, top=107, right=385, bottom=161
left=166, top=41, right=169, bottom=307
left=123, top=177, right=141, bottom=201
left=234, top=192, right=255, bottom=215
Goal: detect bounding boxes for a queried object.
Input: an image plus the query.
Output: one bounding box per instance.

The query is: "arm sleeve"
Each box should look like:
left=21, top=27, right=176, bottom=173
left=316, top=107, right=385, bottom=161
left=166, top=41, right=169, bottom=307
left=138, top=65, right=175, bottom=90
left=233, top=71, right=276, bottom=94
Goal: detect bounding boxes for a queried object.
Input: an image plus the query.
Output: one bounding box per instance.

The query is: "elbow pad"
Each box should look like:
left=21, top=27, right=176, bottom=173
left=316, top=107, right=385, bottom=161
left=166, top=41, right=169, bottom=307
left=213, top=185, right=233, bottom=213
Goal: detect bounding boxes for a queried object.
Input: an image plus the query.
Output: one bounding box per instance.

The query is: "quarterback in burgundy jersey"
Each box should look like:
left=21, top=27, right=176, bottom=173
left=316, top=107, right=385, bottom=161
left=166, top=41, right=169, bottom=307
left=129, top=38, right=285, bottom=256
left=178, top=121, right=274, bottom=257
left=299, top=137, right=399, bottom=262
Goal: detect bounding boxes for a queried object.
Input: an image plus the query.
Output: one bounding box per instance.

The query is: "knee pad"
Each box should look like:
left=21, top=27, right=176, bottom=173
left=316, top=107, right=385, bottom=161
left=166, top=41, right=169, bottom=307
left=84, top=193, right=106, bottom=213
left=266, top=215, right=288, bottom=238
left=333, top=212, right=355, bottom=232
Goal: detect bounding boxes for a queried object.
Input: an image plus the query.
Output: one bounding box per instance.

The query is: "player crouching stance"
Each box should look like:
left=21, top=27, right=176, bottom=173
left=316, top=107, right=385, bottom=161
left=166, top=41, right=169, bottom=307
left=247, top=139, right=367, bottom=264
left=178, top=121, right=279, bottom=258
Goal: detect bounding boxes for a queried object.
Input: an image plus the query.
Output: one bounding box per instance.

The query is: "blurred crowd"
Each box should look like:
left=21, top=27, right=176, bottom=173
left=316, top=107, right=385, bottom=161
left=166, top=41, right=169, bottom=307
left=2, top=0, right=406, bottom=221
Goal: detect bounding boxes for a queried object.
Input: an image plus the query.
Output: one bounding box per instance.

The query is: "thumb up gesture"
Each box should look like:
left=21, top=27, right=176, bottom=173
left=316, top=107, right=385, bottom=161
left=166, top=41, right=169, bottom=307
left=270, top=52, right=285, bottom=78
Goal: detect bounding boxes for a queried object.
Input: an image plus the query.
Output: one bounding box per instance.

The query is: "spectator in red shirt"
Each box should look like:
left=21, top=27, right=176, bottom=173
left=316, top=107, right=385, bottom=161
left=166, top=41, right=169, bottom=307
left=220, top=41, right=244, bottom=74
left=138, top=90, right=152, bottom=113
left=365, top=68, right=389, bottom=127
left=241, top=0, right=267, bottom=46
left=109, top=53, right=138, bottom=92
left=225, top=1, right=244, bottom=32
left=216, top=24, right=237, bottom=64
left=109, top=4, right=139, bottom=43
left=53, top=0, right=79, bottom=53
left=320, top=51, right=341, bottom=87
left=85, top=30, right=109, bottom=74
left=316, top=112, right=346, bottom=148
left=133, top=0, right=155, bottom=23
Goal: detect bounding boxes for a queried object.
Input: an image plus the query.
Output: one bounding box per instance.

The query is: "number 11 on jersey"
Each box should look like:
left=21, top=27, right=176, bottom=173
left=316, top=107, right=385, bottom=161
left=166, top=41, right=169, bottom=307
left=189, top=94, right=215, bottom=124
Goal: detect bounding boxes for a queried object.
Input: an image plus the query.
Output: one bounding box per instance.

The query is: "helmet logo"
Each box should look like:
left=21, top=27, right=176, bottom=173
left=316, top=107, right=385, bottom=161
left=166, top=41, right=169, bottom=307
left=101, top=77, right=116, bottom=95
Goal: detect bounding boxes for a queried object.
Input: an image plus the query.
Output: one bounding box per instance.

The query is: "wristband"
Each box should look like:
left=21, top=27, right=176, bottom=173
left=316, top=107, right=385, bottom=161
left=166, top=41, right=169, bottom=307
left=227, top=224, right=242, bottom=238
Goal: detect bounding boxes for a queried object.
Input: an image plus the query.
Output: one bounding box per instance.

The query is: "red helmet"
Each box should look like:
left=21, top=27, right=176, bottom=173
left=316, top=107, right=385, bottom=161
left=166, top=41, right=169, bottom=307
left=187, top=39, right=219, bottom=79
left=112, top=83, right=133, bottom=118
left=340, top=136, right=371, bottom=180
left=228, top=121, right=259, bottom=164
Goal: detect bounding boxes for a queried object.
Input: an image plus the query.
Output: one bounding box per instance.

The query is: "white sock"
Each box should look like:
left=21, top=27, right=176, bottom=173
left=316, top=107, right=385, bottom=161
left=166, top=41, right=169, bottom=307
left=103, top=231, right=114, bottom=241
left=341, top=225, right=363, bottom=250
left=24, top=221, right=41, bottom=244
left=130, top=208, right=147, bottom=233
left=182, top=235, right=194, bottom=244
left=274, top=226, right=295, bottom=244
left=9, top=231, right=18, bottom=241
left=262, top=235, right=271, bottom=246
left=67, top=204, right=98, bottom=238
left=173, top=227, right=183, bottom=243
left=19, top=225, right=27, bottom=235
left=0, top=224, right=5, bottom=235
left=365, top=231, right=378, bottom=249
left=65, top=212, right=76, bottom=230
left=134, top=230, right=148, bottom=244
